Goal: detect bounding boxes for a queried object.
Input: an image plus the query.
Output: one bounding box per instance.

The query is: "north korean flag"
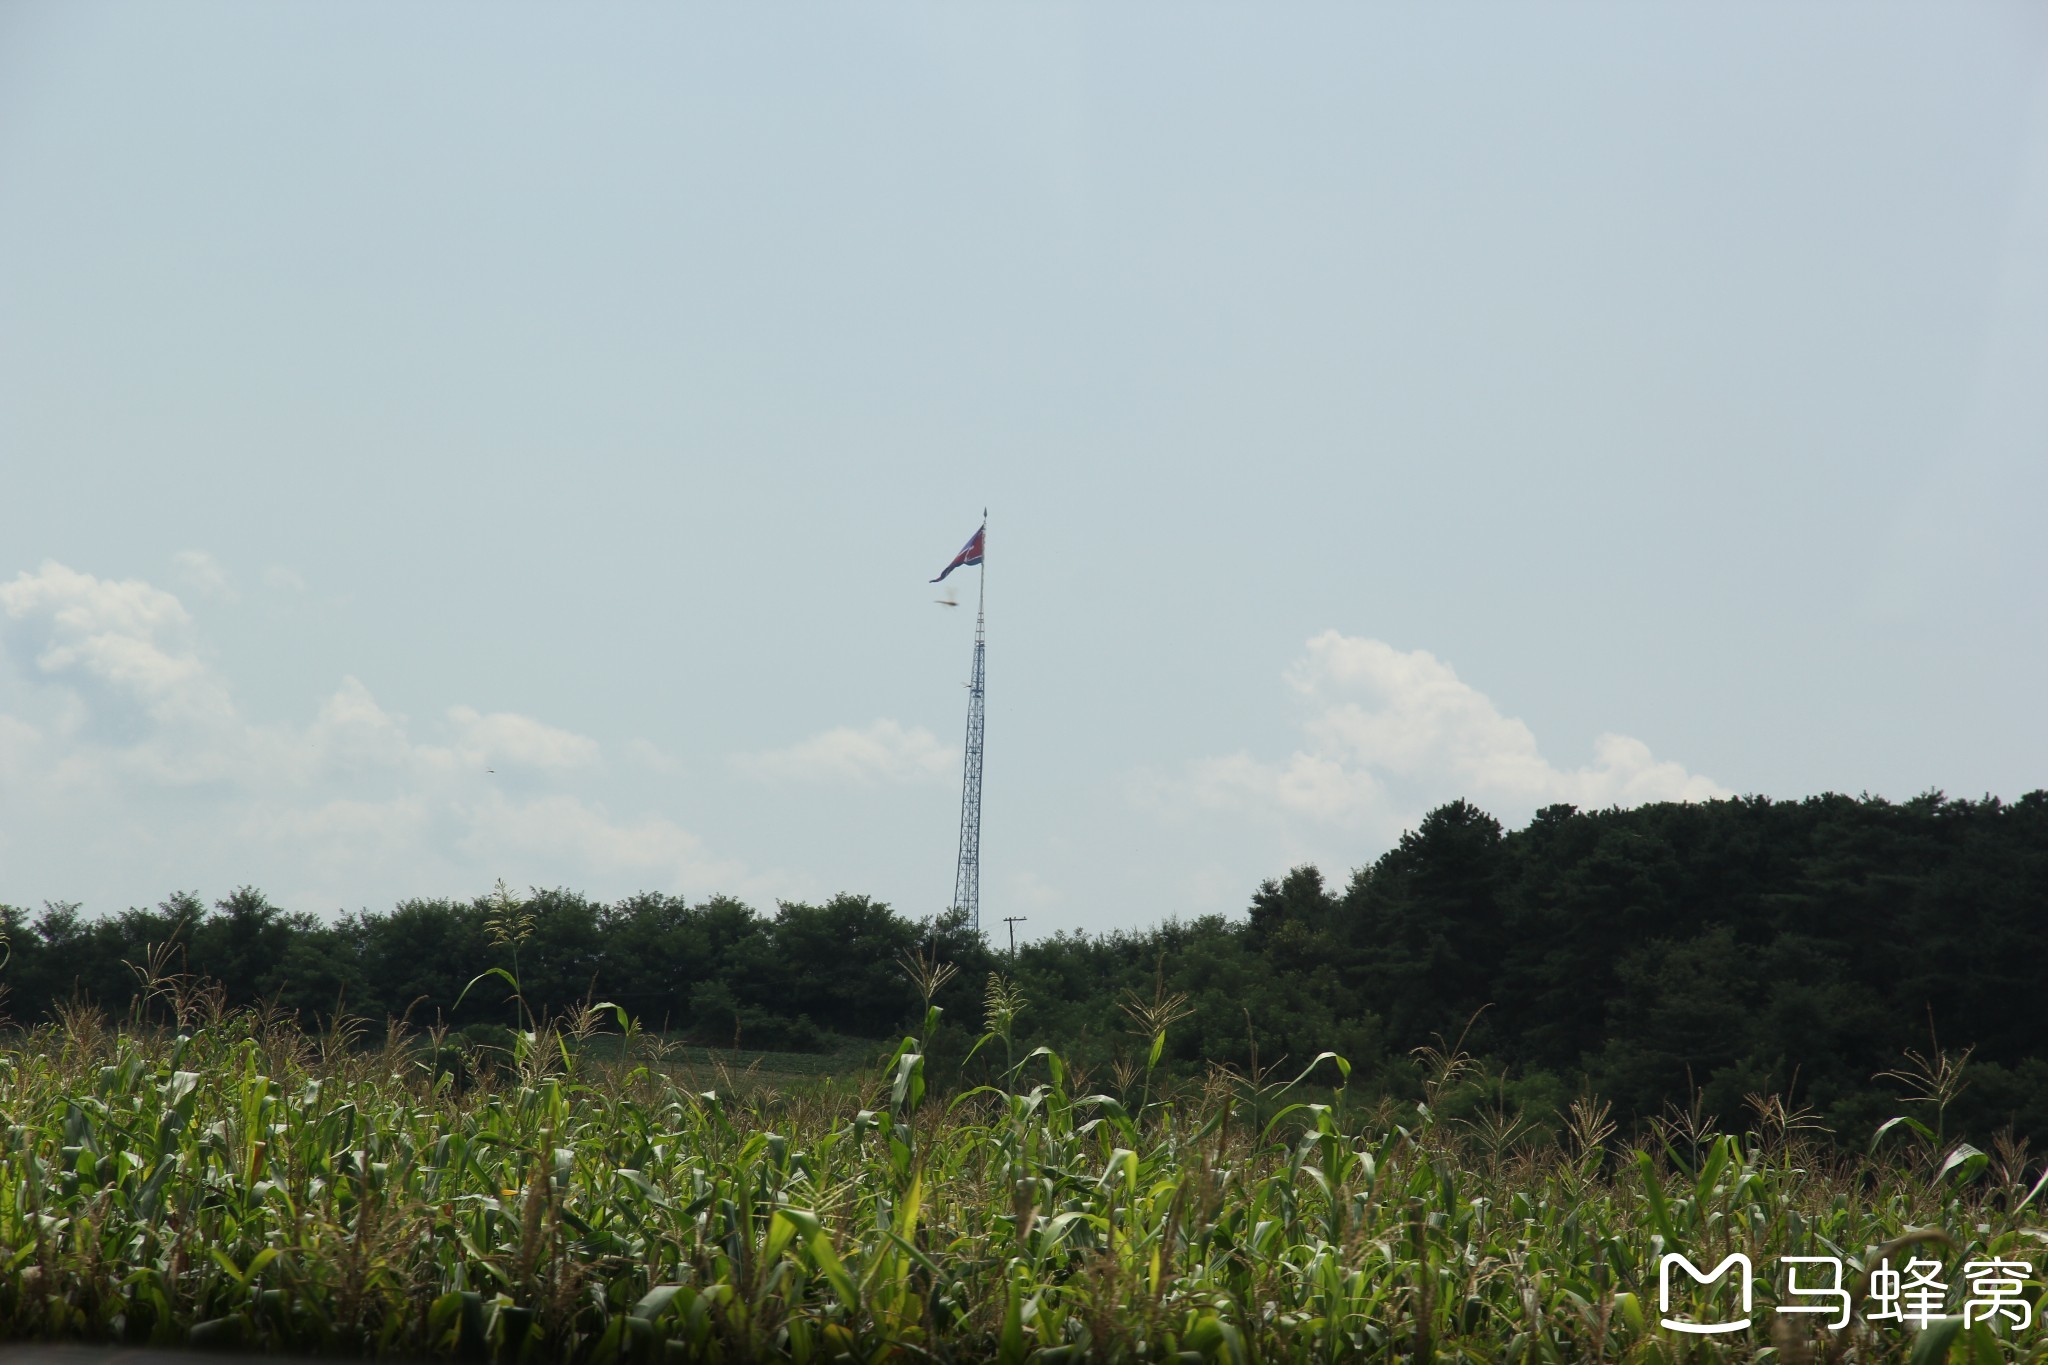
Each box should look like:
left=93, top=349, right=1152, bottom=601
left=931, top=524, right=986, bottom=582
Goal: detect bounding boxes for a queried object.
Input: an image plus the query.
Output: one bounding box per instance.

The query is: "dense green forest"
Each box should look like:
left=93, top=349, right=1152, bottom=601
left=5, top=791, right=2045, bottom=1144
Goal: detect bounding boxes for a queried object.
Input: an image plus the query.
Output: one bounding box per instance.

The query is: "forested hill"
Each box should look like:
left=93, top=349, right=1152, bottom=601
left=5, top=790, right=2045, bottom=1142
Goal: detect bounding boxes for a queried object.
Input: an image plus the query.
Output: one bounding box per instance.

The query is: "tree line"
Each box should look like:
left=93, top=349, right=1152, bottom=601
left=4, top=789, right=2044, bottom=1143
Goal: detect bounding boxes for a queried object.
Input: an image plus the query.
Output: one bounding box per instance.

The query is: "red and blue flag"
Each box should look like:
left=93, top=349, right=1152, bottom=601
left=931, top=524, right=986, bottom=582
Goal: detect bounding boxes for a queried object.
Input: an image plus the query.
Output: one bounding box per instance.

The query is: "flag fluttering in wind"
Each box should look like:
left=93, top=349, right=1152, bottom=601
left=931, top=524, right=986, bottom=583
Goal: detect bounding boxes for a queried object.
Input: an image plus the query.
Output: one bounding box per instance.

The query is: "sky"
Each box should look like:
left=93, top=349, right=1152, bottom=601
left=2, top=4, right=2045, bottom=940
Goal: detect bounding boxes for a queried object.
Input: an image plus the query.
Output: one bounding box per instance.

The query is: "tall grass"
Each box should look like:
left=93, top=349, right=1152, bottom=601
left=0, top=983, right=2041, bottom=1361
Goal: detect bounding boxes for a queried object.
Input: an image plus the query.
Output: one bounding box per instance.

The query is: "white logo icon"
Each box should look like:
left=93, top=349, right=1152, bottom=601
left=1660, top=1253, right=1754, bottom=1335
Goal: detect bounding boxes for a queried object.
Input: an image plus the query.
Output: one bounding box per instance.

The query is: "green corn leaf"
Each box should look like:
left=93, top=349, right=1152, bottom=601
left=1906, top=1316, right=1964, bottom=1365
left=1937, top=1143, right=1987, bottom=1186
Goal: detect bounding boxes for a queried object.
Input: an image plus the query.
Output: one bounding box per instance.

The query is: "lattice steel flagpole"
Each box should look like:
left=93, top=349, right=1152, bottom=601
left=950, top=512, right=987, bottom=932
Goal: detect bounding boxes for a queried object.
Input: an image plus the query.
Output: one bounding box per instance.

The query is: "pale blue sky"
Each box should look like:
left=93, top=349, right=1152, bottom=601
left=3, top=4, right=2044, bottom=936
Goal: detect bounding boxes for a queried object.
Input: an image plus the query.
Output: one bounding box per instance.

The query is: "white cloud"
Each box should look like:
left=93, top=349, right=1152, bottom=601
left=1165, top=630, right=1728, bottom=843
left=736, top=719, right=955, bottom=786
left=456, top=794, right=744, bottom=880
left=0, top=559, right=234, bottom=731
left=300, top=675, right=415, bottom=775
left=623, top=737, right=683, bottom=775
left=0, top=559, right=758, bottom=910
left=172, top=550, right=236, bottom=601
left=442, top=705, right=601, bottom=773
left=0, top=713, right=39, bottom=770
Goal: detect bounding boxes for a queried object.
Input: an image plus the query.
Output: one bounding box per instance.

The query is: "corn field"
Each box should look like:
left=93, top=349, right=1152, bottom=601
left=0, top=993, right=2043, bottom=1363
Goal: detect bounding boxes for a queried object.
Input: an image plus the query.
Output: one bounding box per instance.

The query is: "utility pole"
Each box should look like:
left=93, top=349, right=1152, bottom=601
left=1003, top=915, right=1027, bottom=962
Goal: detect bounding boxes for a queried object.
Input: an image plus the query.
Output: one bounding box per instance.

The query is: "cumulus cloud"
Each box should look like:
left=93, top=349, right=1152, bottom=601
left=0, top=560, right=754, bottom=909
left=456, top=795, right=739, bottom=877
left=443, top=706, right=601, bottom=773
left=1165, top=630, right=1728, bottom=842
left=736, top=719, right=955, bottom=786
left=172, top=550, right=236, bottom=601
left=623, top=738, right=683, bottom=775
left=0, top=560, right=233, bottom=733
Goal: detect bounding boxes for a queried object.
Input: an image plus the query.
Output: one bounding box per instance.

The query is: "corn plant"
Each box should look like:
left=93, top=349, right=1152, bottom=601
left=0, top=996, right=2040, bottom=1362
